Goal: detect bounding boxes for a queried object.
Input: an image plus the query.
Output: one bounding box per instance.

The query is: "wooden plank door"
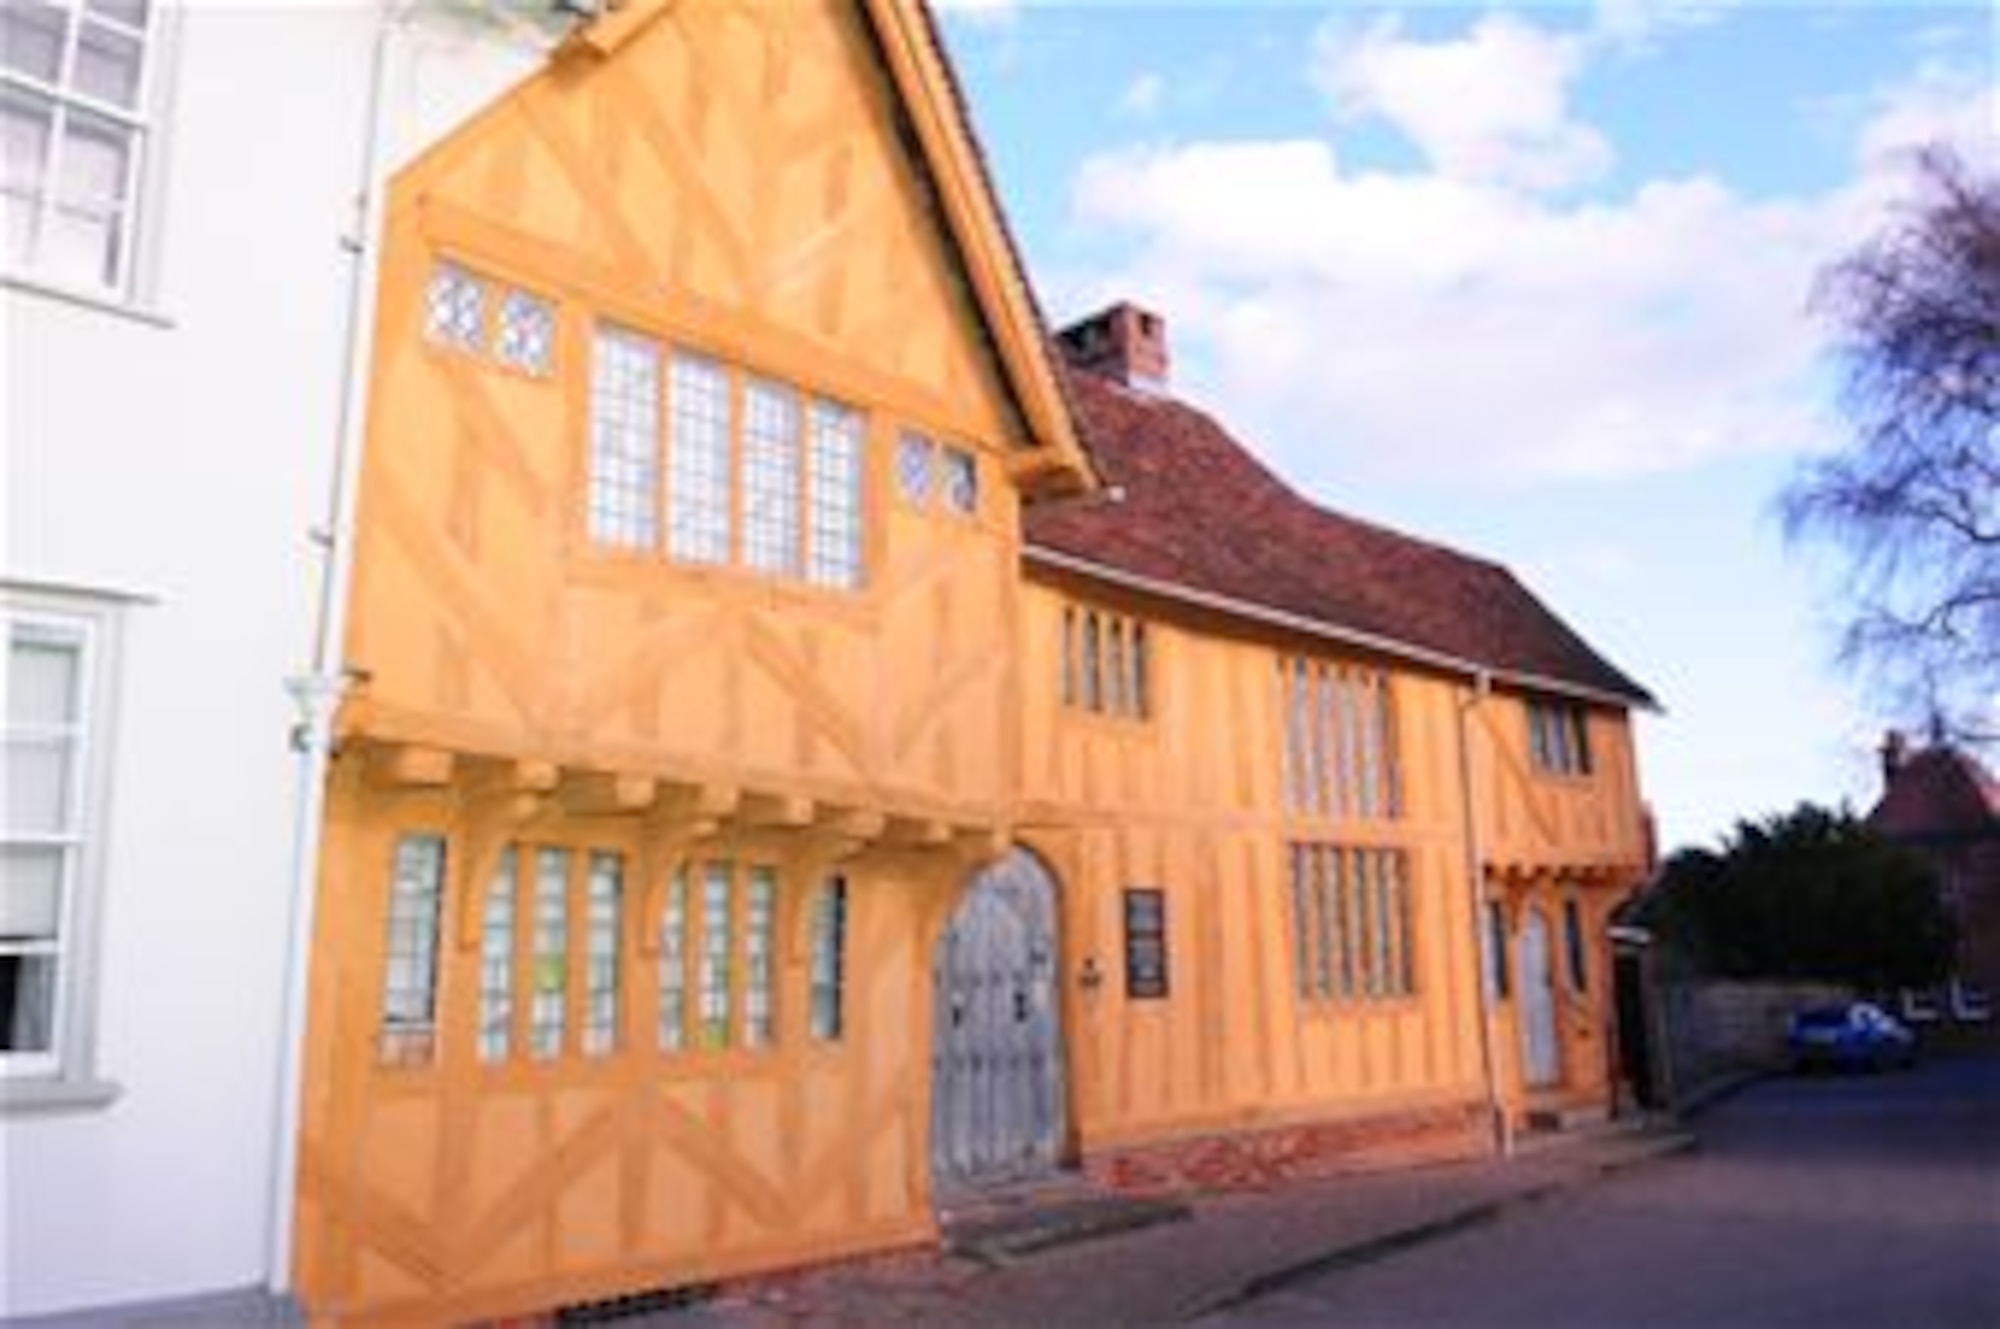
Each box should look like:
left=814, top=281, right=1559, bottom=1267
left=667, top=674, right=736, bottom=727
left=1519, top=908, right=1562, bottom=1089
left=931, top=849, right=1066, bottom=1187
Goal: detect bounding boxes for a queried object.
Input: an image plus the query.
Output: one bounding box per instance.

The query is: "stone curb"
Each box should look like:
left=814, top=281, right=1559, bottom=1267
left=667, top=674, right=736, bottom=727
left=1178, top=1132, right=1698, bottom=1322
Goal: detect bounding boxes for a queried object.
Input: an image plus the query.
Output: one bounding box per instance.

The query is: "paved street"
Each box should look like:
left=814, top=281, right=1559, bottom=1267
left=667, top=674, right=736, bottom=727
left=1216, top=1051, right=2000, bottom=1328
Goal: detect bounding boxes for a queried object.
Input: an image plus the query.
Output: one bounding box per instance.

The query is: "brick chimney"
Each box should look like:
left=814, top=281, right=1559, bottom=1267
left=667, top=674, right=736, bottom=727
left=1056, top=302, right=1169, bottom=392
left=1881, top=729, right=1909, bottom=788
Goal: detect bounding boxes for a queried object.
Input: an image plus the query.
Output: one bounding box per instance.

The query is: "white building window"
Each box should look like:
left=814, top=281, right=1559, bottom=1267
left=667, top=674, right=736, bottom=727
left=378, top=835, right=446, bottom=1067
left=2, top=600, right=117, bottom=1092
left=424, top=260, right=485, bottom=352
left=1, top=0, right=159, bottom=296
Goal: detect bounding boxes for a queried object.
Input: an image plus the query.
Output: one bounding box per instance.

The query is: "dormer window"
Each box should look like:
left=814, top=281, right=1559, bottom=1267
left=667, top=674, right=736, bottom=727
left=1527, top=698, right=1592, bottom=777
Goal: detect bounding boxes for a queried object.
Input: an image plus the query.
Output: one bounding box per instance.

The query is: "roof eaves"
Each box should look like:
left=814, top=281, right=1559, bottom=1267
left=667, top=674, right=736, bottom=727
left=1024, top=544, right=1661, bottom=712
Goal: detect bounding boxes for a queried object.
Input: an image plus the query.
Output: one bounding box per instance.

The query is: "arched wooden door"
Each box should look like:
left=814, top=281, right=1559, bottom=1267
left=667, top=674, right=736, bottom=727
left=1519, top=909, right=1563, bottom=1089
left=931, top=849, right=1067, bottom=1188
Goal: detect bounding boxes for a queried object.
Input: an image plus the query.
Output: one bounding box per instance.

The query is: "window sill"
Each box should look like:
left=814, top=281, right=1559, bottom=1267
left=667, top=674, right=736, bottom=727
left=0, top=1075, right=123, bottom=1115
left=2, top=272, right=174, bottom=329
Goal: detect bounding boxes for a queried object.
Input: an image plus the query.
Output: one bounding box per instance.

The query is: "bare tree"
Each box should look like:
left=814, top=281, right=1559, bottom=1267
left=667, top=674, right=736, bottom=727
left=1784, top=147, right=1999, bottom=742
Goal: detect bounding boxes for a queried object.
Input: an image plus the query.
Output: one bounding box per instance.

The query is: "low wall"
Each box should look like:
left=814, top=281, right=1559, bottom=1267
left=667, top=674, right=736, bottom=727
left=1656, top=980, right=1850, bottom=1105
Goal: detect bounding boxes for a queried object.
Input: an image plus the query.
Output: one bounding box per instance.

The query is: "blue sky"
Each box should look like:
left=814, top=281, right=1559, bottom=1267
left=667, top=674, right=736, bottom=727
left=933, top=0, right=1996, bottom=853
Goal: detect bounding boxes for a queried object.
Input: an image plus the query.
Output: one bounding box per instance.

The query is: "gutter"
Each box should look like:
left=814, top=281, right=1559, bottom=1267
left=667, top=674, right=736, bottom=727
left=1457, top=670, right=1513, bottom=1159
left=1023, top=545, right=1660, bottom=714
left=264, top=1, right=401, bottom=1299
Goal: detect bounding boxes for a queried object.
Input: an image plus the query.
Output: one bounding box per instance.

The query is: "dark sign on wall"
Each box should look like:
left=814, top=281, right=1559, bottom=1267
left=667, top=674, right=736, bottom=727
left=1124, top=888, right=1169, bottom=999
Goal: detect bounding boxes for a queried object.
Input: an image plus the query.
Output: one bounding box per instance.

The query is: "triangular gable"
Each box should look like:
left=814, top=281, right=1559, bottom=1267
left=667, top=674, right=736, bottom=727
left=560, top=0, right=1095, bottom=497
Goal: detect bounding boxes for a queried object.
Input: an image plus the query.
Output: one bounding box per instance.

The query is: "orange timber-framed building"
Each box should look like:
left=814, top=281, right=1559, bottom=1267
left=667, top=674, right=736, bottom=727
left=293, top=2, right=1658, bottom=1322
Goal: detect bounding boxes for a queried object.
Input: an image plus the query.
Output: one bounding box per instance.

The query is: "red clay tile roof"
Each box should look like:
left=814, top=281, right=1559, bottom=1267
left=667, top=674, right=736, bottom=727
left=1870, top=745, right=2000, bottom=841
left=1024, top=370, right=1657, bottom=707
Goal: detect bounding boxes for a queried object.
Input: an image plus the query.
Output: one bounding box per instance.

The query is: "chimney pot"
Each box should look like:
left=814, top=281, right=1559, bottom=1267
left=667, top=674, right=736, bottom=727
left=1056, top=302, right=1170, bottom=391
left=1881, top=729, right=1909, bottom=787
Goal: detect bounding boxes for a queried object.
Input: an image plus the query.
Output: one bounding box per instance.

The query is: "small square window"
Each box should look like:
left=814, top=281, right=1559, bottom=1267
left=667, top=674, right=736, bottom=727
left=495, top=288, right=555, bottom=376
left=425, top=262, right=484, bottom=352
left=896, top=432, right=934, bottom=505
left=941, top=447, right=978, bottom=516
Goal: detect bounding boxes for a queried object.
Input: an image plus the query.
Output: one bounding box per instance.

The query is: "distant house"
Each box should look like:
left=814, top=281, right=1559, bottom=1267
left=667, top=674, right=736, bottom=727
left=1868, top=731, right=2000, bottom=1006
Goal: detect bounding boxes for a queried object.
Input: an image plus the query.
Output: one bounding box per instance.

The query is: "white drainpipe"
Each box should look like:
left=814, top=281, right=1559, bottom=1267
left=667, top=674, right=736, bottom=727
left=265, top=1, right=401, bottom=1299
left=1458, top=670, right=1513, bottom=1158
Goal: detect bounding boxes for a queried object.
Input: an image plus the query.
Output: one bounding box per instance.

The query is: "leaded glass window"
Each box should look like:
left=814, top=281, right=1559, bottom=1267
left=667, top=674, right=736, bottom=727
left=496, top=287, right=555, bottom=376
left=741, top=378, right=802, bottom=576
left=587, top=326, right=661, bottom=551
left=941, top=446, right=978, bottom=515
left=807, top=401, right=864, bottom=589
left=425, top=261, right=485, bottom=352
left=379, top=835, right=445, bottom=1066
left=809, top=876, right=847, bottom=1042
left=697, top=862, right=732, bottom=1049
left=582, top=851, right=622, bottom=1056
left=529, top=847, right=569, bottom=1059
left=658, top=867, right=688, bottom=1051
left=896, top=431, right=933, bottom=504
left=743, top=866, right=776, bottom=1048
left=1288, top=845, right=1414, bottom=1004
left=667, top=351, right=732, bottom=565
left=1280, top=659, right=1401, bottom=819
left=477, top=848, right=516, bottom=1063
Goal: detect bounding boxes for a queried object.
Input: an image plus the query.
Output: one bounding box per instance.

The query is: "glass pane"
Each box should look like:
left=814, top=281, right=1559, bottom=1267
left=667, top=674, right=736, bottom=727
left=0, top=953, right=57, bottom=1053
left=806, top=401, right=863, bottom=589
left=478, top=848, right=516, bottom=1063
left=86, top=0, right=151, bottom=29
left=896, top=432, right=932, bottom=504
left=7, top=634, right=79, bottom=726
left=1, top=88, right=53, bottom=198
left=4, top=737, right=72, bottom=835
left=496, top=287, right=554, bottom=376
left=530, top=846, right=569, bottom=1059
left=0, top=846, right=63, bottom=940
left=658, top=868, right=687, bottom=1051
left=37, top=200, right=119, bottom=288
left=666, top=352, right=732, bottom=565
left=425, top=261, right=484, bottom=351
left=4, top=190, right=35, bottom=267
left=941, top=447, right=977, bottom=515
left=1, top=4, right=69, bottom=83
left=587, top=325, right=661, bottom=549
left=75, top=21, right=143, bottom=110
left=741, top=378, right=801, bottom=576
left=57, top=110, right=131, bottom=211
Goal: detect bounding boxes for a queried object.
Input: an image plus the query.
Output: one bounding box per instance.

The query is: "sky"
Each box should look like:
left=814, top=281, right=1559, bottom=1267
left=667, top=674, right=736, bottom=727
left=931, top=0, right=1996, bottom=854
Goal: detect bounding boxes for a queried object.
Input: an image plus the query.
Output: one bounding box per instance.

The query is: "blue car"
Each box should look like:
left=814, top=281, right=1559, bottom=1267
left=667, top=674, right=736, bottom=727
left=1787, top=1001, right=1918, bottom=1073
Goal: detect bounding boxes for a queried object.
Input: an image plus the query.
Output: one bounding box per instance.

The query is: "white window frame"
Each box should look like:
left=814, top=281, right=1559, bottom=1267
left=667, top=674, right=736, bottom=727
left=2, top=0, right=174, bottom=312
left=1, top=587, right=124, bottom=1110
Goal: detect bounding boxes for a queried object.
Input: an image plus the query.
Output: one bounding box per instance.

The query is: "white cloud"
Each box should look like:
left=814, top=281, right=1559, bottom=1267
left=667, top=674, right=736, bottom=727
left=1311, top=13, right=1612, bottom=193
left=1117, top=71, right=1166, bottom=120
left=1062, top=40, right=1995, bottom=489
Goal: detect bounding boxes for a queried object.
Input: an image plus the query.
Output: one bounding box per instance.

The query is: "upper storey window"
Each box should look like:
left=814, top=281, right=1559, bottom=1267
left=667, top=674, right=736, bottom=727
left=1281, top=657, right=1400, bottom=820
left=424, top=260, right=556, bottom=377
left=585, top=325, right=866, bottom=591
left=2, top=0, right=159, bottom=297
left=1527, top=698, right=1592, bottom=777
left=896, top=430, right=979, bottom=518
left=1061, top=604, right=1148, bottom=720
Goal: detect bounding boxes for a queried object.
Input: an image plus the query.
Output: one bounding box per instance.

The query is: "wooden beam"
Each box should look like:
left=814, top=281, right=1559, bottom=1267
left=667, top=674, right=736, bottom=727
left=371, top=743, right=454, bottom=788
left=740, top=792, right=816, bottom=829
left=884, top=815, right=952, bottom=848
left=561, top=772, right=658, bottom=816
